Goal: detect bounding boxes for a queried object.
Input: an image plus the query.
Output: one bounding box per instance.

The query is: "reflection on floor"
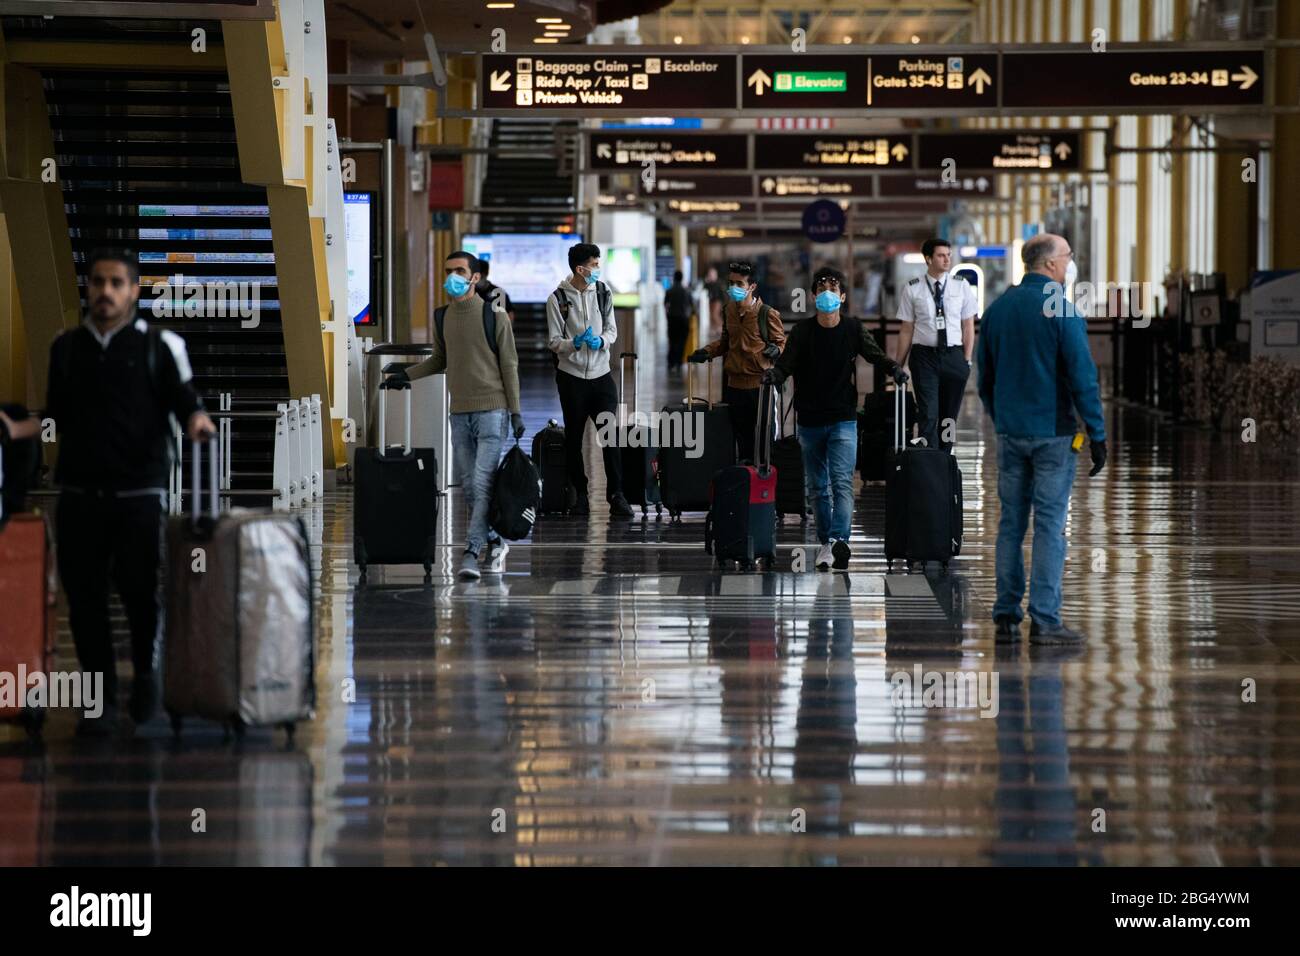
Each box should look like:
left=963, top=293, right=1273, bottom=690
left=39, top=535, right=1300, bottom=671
left=3, top=357, right=1299, bottom=866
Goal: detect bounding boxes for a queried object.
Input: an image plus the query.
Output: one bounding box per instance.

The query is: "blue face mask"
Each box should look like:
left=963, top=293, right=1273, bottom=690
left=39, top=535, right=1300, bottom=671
left=727, top=285, right=747, bottom=302
left=584, top=267, right=600, bottom=283
left=444, top=273, right=471, bottom=298
left=816, top=290, right=842, bottom=312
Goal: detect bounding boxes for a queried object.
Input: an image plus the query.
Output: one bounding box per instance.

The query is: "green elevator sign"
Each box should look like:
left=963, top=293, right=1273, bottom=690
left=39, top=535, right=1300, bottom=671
left=773, top=71, right=847, bottom=93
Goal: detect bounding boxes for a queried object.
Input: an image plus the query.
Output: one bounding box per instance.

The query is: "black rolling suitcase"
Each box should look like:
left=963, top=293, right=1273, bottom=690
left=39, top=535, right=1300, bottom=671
left=859, top=388, right=914, bottom=482
left=618, top=351, right=662, bottom=518
left=771, top=381, right=806, bottom=520
left=884, top=385, right=963, bottom=572
left=658, top=359, right=734, bottom=520
left=353, top=377, right=439, bottom=583
left=705, top=382, right=778, bottom=570
left=532, top=419, right=573, bottom=514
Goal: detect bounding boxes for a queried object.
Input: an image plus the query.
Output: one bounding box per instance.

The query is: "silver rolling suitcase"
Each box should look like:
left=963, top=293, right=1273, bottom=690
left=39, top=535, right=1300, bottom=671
left=164, top=437, right=315, bottom=739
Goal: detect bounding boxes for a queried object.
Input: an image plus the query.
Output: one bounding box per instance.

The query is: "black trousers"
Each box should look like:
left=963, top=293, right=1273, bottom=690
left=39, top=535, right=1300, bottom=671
left=666, top=314, right=690, bottom=370
left=555, top=370, right=623, bottom=499
left=909, top=344, right=970, bottom=452
left=56, top=490, right=165, bottom=701
left=724, top=384, right=762, bottom=464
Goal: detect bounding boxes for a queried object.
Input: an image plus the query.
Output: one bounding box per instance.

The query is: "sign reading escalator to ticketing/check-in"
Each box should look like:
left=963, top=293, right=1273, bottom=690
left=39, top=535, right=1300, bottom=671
left=587, top=133, right=747, bottom=170
left=759, top=175, right=874, bottom=198
left=741, top=54, right=998, bottom=110
left=1002, top=49, right=1265, bottom=108
left=482, top=53, right=736, bottom=110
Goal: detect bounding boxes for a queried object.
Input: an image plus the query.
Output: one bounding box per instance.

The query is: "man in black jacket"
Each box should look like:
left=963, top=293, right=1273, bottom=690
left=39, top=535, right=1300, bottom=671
left=764, top=266, right=907, bottom=571
left=47, top=248, right=215, bottom=734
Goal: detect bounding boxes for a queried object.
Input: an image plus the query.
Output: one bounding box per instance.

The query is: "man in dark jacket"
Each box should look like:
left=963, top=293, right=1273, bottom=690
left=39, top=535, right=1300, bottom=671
left=47, top=248, right=215, bottom=734
left=663, top=270, right=692, bottom=375
left=764, top=266, right=907, bottom=571
left=978, top=233, right=1106, bottom=645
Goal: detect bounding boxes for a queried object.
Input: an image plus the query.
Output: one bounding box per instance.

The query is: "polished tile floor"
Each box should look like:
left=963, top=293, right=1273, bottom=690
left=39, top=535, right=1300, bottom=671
left=3, top=351, right=1299, bottom=866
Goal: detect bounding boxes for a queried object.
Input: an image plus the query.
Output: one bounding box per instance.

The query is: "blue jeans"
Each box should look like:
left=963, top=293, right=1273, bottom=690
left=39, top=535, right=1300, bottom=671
left=798, top=420, right=857, bottom=545
left=993, top=435, right=1077, bottom=628
left=451, top=409, right=509, bottom=557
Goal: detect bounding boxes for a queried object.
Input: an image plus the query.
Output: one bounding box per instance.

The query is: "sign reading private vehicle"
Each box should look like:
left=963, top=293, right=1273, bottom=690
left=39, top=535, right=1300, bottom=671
left=482, top=54, right=736, bottom=110
left=1002, top=49, right=1264, bottom=109
left=588, top=133, right=747, bottom=170
left=916, top=131, right=1082, bottom=171
left=755, top=134, right=913, bottom=169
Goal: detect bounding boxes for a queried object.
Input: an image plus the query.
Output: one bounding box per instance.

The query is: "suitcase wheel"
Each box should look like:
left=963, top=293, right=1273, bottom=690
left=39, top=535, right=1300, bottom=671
left=168, top=711, right=182, bottom=737
left=423, top=560, right=433, bottom=584
left=655, top=503, right=663, bottom=517
left=941, top=561, right=949, bottom=573
left=282, top=721, right=296, bottom=744
left=886, top=560, right=892, bottom=573
left=358, top=565, right=368, bottom=585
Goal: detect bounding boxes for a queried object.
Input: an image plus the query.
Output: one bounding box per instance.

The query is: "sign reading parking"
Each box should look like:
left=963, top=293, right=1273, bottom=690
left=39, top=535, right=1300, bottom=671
left=1002, top=49, right=1265, bottom=109
left=741, top=53, right=998, bottom=110
left=755, top=134, right=913, bottom=169
left=916, top=131, right=1082, bottom=171
left=588, top=133, right=747, bottom=170
left=482, top=53, right=736, bottom=110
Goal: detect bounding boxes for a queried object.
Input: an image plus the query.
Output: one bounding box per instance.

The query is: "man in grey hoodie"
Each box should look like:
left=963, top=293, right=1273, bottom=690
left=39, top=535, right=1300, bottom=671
left=546, top=242, right=632, bottom=517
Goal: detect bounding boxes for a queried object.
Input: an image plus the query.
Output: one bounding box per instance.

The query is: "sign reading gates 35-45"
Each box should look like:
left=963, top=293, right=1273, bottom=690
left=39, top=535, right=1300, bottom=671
left=482, top=54, right=736, bottom=110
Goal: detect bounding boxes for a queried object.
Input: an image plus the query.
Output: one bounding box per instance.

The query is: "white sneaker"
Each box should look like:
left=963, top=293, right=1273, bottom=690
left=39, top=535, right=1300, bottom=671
left=815, top=544, right=832, bottom=570
left=485, top=539, right=509, bottom=573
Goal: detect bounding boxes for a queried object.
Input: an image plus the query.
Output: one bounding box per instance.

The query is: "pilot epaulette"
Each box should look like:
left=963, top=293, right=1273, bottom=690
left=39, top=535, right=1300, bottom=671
left=908, top=277, right=920, bottom=286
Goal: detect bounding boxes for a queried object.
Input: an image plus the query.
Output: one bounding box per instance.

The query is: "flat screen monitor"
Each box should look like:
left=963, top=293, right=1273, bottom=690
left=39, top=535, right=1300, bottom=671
left=604, top=246, right=642, bottom=308
left=345, top=191, right=375, bottom=326
left=461, top=233, right=582, bottom=304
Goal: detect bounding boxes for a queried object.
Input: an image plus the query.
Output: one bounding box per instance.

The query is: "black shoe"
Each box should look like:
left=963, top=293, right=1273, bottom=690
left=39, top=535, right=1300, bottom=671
left=76, top=704, right=119, bottom=738
left=831, top=539, right=851, bottom=570
left=129, top=672, right=159, bottom=724
left=571, top=495, right=589, bottom=516
left=1029, top=621, right=1087, bottom=645
left=609, top=494, right=634, bottom=518
left=994, top=616, right=1021, bottom=643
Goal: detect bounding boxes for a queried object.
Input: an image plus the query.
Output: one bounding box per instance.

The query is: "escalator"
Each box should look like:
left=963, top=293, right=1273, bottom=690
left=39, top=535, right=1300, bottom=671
left=4, top=15, right=288, bottom=505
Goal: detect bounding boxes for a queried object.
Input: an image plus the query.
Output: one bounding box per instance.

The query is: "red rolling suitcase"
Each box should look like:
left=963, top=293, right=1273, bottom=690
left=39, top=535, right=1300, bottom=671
left=705, top=383, right=778, bottom=570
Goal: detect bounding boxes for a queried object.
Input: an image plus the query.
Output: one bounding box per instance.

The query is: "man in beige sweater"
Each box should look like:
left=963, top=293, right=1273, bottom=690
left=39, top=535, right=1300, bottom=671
left=403, top=250, right=524, bottom=580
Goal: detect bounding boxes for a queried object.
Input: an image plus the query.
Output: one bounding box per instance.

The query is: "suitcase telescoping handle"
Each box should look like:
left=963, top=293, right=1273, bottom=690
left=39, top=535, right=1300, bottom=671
left=755, top=381, right=776, bottom=472
left=894, top=380, right=908, bottom=454
left=686, top=356, right=714, bottom=409
left=620, top=350, right=638, bottom=418
left=189, top=435, right=220, bottom=530
left=378, top=375, right=412, bottom=457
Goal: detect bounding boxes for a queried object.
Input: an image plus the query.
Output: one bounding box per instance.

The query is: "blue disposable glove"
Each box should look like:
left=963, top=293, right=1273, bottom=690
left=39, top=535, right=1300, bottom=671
left=572, top=332, right=585, bottom=351
left=587, top=332, right=604, bottom=350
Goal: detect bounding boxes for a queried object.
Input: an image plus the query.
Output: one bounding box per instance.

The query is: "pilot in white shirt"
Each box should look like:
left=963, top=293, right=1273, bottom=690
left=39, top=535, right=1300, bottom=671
left=896, top=238, right=978, bottom=451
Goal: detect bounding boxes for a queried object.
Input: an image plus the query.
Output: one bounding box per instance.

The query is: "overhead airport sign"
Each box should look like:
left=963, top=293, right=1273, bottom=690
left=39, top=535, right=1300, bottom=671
left=758, top=174, right=874, bottom=198
left=1001, top=49, right=1265, bottom=109
left=482, top=53, right=736, bottom=110
left=639, top=174, right=754, bottom=197
left=754, top=134, right=913, bottom=169
left=878, top=175, right=995, bottom=197
left=916, top=131, right=1082, bottom=172
left=742, top=53, right=999, bottom=110
left=588, top=133, right=748, bottom=170
left=471, top=45, right=1268, bottom=118
left=664, top=198, right=758, bottom=216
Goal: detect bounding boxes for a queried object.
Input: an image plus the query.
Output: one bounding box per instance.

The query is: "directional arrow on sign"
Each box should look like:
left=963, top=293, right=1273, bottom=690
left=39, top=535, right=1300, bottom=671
left=1232, top=64, right=1258, bottom=90
left=748, top=69, right=772, bottom=96
left=890, top=142, right=909, bottom=162
left=596, top=143, right=612, bottom=159
left=968, top=68, right=992, bottom=94
left=976, top=177, right=989, bottom=191
left=1054, top=141, right=1072, bottom=161
left=761, top=177, right=776, bottom=193
left=489, top=70, right=511, bottom=92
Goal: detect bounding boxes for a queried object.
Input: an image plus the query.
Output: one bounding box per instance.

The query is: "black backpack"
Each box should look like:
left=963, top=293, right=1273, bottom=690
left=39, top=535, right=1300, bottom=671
left=551, top=281, right=611, bottom=368
left=490, top=443, right=543, bottom=540
left=434, top=297, right=499, bottom=355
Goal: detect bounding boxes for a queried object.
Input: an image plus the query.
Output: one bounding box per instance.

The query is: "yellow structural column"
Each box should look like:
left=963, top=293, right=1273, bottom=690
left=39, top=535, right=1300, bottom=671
left=0, top=38, right=82, bottom=405
left=223, top=11, right=339, bottom=467
left=1274, top=0, right=1300, bottom=267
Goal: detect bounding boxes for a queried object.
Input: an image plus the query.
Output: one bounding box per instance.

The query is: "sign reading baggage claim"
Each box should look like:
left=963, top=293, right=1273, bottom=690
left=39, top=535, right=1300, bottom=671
left=482, top=54, right=736, bottom=110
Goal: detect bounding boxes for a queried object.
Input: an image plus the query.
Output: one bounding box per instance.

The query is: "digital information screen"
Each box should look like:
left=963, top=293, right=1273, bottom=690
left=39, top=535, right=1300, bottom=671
left=345, top=192, right=374, bottom=326
left=461, top=233, right=583, bottom=305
